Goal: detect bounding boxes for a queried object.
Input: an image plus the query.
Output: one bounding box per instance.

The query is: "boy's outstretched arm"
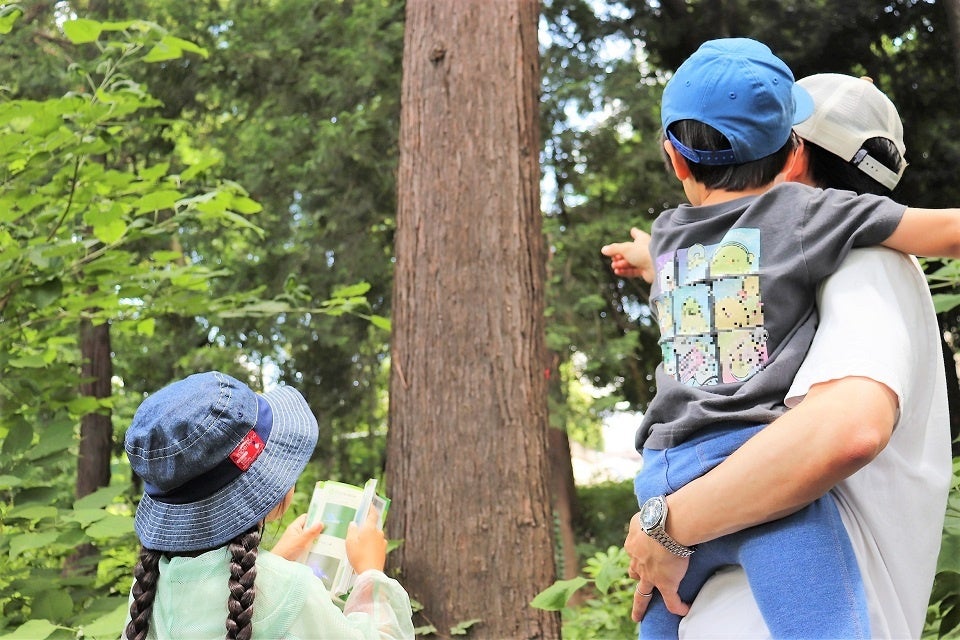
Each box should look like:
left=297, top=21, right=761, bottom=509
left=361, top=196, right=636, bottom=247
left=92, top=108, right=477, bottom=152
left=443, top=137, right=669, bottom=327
left=883, top=208, right=960, bottom=258
left=601, top=227, right=655, bottom=282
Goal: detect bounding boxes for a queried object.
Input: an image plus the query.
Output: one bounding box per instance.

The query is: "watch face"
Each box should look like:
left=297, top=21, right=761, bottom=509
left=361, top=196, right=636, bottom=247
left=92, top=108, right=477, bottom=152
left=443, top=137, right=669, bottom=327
left=640, top=497, right=664, bottom=530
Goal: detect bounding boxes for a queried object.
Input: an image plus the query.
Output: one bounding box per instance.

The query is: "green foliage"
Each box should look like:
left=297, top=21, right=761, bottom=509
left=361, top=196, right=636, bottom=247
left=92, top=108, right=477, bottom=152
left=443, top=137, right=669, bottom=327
left=573, top=479, right=637, bottom=558
left=0, top=13, right=383, bottom=637
left=531, top=546, right=636, bottom=640
left=925, top=460, right=960, bottom=639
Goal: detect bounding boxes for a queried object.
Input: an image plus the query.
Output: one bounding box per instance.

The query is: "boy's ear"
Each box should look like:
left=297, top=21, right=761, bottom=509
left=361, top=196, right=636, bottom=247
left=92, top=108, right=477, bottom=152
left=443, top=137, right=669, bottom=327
left=780, top=137, right=810, bottom=185
left=663, top=139, right=692, bottom=180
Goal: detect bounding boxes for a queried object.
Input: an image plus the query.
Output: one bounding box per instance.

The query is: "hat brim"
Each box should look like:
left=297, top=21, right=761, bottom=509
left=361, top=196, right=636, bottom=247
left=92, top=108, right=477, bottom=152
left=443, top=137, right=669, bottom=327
left=791, top=83, right=815, bottom=126
left=133, top=385, right=318, bottom=552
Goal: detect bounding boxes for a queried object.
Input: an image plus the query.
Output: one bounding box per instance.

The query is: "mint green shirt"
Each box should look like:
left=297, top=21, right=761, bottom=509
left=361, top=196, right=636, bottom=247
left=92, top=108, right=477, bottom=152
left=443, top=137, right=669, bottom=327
left=124, top=548, right=414, bottom=639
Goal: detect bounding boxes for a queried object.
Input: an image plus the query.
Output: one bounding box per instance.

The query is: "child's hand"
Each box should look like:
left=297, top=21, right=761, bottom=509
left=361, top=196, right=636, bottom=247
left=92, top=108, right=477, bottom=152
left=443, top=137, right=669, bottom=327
left=271, top=514, right=324, bottom=561
left=601, top=227, right=655, bottom=283
left=345, top=508, right=387, bottom=574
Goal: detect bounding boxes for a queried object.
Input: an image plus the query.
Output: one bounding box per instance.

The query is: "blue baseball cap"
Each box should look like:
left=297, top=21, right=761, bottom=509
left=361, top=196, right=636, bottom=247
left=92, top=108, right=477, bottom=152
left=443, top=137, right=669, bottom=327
left=125, top=371, right=318, bottom=552
left=661, top=38, right=814, bottom=165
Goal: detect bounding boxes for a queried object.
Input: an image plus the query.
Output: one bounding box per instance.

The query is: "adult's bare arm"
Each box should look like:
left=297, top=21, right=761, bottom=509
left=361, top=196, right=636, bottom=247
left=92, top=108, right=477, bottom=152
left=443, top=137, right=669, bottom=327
left=626, top=375, right=897, bottom=621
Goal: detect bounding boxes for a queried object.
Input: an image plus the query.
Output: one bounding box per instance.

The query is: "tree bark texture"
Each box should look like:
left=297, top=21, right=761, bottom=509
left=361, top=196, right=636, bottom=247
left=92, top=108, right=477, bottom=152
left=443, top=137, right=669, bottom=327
left=77, top=318, right=112, bottom=498
left=387, top=1, right=560, bottom=638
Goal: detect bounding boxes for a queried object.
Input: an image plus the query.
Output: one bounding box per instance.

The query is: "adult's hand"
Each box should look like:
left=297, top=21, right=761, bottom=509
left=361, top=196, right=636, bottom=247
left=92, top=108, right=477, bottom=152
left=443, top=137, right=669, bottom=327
left=601, top=227, right=655, bottom=283
left=624, top=512, right=691, bottom=623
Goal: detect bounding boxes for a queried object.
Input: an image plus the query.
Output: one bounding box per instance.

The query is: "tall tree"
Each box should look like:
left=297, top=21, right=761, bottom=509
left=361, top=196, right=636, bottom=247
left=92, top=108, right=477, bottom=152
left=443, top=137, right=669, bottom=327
left=387, top=1, right=560, bottom=637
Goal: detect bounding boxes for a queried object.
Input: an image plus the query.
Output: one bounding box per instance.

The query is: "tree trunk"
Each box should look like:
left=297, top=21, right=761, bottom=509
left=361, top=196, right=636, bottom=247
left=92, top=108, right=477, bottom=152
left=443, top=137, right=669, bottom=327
left=77, top=318, right=113, bottom=498
left=546, top=351, right=581, bottom=581
left=386, top=1, right=560, bottom=638
left=65, top=318, right=113, bottom=577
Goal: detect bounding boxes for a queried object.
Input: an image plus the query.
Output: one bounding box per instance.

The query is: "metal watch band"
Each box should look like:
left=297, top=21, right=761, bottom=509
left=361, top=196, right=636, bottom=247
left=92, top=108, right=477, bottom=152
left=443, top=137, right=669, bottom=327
left=649, top=528, right=696, bottom=557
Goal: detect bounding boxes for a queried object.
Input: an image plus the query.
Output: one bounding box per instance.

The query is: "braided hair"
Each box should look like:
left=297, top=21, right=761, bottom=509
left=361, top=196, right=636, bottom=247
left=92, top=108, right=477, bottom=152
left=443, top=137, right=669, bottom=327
left=225, top=526, right=261, bottom=640
left=123, top=546, right=161, bottom=640
left=123, top=525, right=261, bottom=640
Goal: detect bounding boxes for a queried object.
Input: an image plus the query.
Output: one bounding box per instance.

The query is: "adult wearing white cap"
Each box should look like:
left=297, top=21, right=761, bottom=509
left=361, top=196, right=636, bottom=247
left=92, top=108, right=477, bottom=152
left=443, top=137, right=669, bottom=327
left=614, top=74, right=951, bottom=639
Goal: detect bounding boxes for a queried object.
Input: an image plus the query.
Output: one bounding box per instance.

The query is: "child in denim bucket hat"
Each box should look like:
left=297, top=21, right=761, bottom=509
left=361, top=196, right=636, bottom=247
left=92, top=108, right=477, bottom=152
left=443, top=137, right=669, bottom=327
left=616, top=38, right=960, bottom=639
left=122, top=371, right=414, bottom=640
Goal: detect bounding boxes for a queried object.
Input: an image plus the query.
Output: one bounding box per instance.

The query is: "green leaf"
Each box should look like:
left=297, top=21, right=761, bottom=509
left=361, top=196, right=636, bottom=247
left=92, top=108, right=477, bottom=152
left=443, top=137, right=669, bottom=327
left=66, top=508, right=109, bottom=527
left=449, top=619, right=482, bottom=635
left=369, top=314, right=392, bottom=331
left=27, top=418, right=75, bottom=460
left=9, top=531, right=59, bottom=559
left=0, top=619, right=58, bottom=640
left=25, top=279, right=63, bottom=309
left=412, top=625, right=437, bottom=636
left=933, top=293, right=960, bottom=314
left=62, top=19, right=103, bottom=44
left=133, top=189, right=182, bottom=214
left=594, top=547, right=629, bottom=593
left=332, top=282, right=371, bottom=298
left=137, top=317, right=156, bottom=336
left=93, top=218, right=127, bottom=244
left=6, top=505, right=58, bottom=522
left=67, top=395, right=104, bottom=416
left=938, top=524, right=960, bottom=574
left=75, top=484, right=126, bottom=510
left=142, top=40, right=182, bottom=63
left=2, top=421, right=33, bottom=456
left=530, top=576, right=589, bottom=610
left=0, top=7, right=22, bottom=35
left=85, top=514, right=134, bottom=539
left=0, top=475, right=23, bottom=489
left=31, top=590, right=73, bottom=624
left=79, top=600, right=129, bottom=639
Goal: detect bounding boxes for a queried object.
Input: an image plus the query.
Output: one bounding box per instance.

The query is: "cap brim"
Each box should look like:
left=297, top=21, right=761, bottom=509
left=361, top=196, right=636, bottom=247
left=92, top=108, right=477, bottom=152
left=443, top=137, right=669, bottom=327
left=133, top=385, right=318, bottom=552
left=791, top=83, right=815, bottom=126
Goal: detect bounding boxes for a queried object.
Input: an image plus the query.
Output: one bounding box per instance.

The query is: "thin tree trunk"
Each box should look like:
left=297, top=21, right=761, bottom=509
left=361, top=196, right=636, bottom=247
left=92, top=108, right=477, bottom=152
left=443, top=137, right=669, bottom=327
left=65, top=317, right=113, bottom=577
left=387, top=1, right=560, bottom=637
left=546, top=351, right=581, bottom=581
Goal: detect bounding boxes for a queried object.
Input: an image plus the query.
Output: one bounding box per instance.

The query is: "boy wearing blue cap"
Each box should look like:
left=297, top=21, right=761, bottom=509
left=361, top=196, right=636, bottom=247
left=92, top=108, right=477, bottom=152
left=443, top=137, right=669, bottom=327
left=627, top=38, right=960, bottom=639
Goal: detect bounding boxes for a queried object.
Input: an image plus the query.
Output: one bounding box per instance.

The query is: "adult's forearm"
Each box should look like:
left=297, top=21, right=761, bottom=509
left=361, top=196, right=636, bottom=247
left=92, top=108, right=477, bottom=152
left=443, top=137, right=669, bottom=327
left=664, top=376, right=897, bottom=547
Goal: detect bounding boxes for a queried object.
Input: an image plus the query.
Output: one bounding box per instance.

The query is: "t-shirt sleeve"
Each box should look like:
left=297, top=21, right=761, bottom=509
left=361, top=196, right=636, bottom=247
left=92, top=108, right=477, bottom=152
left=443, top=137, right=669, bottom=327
left=796, top=188, right=906, bottom=283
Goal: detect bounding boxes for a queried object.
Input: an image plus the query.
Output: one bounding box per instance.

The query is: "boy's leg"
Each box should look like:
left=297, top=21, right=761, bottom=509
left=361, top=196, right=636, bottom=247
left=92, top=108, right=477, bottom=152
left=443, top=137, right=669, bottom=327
left=735, top=495, right=869, bottom=639
left=634, top=426, right=762, bottom=640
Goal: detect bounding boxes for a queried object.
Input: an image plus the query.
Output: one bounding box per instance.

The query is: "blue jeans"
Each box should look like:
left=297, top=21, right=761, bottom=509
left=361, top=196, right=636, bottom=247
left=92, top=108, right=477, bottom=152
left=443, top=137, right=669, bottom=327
left=634, top=424, right=869, bottom=640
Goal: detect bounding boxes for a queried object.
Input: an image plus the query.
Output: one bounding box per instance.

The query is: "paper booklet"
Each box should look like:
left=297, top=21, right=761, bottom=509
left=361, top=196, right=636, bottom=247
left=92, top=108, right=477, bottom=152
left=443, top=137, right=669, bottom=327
left=301, top=478, right=390, bottom=599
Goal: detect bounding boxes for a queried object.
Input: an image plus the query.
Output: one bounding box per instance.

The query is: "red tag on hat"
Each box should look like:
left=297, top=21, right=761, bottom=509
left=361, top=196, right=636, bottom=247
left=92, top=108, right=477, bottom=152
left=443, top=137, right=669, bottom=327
left=229, top=430, right=265, bottom=471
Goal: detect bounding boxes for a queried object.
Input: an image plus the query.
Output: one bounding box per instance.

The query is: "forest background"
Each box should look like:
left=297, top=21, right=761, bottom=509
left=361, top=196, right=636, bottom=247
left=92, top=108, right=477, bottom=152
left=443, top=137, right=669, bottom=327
left=1, top=0, right=959, bottom=638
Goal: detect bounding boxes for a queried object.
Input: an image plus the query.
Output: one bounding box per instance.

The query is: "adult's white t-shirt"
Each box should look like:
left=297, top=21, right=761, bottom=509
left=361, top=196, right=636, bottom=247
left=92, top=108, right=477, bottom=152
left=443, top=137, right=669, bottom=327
left=679, top=248, right=953, bottom=639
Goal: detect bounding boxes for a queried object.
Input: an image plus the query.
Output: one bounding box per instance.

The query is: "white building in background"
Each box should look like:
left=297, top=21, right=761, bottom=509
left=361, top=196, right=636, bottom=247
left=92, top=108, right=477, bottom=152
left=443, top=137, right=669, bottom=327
left=570, top=411, right=643, bottom=485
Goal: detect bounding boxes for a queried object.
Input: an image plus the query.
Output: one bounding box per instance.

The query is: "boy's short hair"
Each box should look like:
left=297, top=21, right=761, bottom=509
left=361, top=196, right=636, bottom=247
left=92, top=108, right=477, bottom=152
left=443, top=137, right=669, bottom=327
left=794, top=73, right=906, bottom=193
left=666, top=120, right=797, bottom=191
left=661, top=38, right=813, bottom=166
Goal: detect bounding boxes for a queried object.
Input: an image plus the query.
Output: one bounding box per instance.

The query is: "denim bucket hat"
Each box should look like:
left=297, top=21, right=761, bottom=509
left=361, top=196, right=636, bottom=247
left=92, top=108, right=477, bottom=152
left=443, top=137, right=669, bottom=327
left=661, top=37, right=814, bottom=165
left=125, top=371, right=318, bottom=552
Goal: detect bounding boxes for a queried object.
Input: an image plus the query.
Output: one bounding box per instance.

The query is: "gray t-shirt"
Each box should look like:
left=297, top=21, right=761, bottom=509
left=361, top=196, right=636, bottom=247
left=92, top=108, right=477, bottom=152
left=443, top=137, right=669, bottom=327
left=636, top=182, right=905, bottom=450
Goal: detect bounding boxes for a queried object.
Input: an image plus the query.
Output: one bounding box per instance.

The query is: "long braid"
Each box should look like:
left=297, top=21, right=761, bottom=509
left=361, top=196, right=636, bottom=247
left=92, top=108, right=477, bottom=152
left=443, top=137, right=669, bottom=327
left=225, top=525, right=260, bottom=640
left=124, top=546, right=162, bottom=640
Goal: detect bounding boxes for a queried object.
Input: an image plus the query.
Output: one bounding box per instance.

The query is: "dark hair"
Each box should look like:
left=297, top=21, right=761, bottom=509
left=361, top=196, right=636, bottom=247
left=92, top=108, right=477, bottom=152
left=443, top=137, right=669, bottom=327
left=803, top=136, right=904, bottom=196
left=664, top=120, right=796, bottom=191
left=124, top=526, right=261, bottom=640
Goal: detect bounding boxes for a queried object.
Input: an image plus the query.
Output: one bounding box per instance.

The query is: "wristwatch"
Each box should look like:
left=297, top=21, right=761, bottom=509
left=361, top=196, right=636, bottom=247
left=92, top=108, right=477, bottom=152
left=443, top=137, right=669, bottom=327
left=639, top=495, right=696, bottom=557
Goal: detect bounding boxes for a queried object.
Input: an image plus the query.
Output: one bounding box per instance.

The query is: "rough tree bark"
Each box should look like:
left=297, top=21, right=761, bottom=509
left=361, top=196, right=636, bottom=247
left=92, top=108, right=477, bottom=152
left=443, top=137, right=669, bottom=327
left=386, top=1, right=561, bottom=637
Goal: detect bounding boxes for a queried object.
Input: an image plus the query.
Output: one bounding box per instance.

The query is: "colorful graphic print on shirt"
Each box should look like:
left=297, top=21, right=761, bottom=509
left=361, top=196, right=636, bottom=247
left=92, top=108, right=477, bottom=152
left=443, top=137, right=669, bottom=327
left=653, top=228, right=768, bottom=386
